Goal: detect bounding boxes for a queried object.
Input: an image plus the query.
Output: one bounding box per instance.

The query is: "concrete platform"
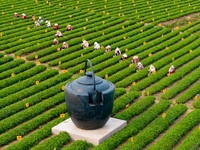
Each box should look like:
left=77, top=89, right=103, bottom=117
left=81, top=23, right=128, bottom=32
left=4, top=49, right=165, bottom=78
left=52, top=117, right=127, bottom=146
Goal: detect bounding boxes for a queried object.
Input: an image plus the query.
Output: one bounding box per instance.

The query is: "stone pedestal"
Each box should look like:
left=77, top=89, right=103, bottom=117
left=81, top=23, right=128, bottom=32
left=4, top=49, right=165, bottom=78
left=52, top=117, right=127, bottom=146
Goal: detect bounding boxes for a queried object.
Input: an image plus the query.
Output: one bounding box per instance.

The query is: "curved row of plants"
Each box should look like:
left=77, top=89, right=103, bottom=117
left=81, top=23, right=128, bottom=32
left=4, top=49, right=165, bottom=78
left=0, top=67, right=57, bottom=98
left=94, top=100, right=171, bottom=150
left=55, top=23, right=158, bottom=69
left=176, top=81, right=200, bottom=104
left=0, top=0, right=200, bottom=149
left=144, top=47, right=200, bottom=97
left=28, top=17, right=130, bottom=62
left=0, top=72, right=73, bottom=120
left=0, top=102, right=68, bottom=147
left=130, top=36, right=200, bottom=92
left=119, top=104, right=187, bottom=150
left=176, top=125, right=200, bottom=150
left=161, top=60, right=200, bottom=100
left=112, top=32, right=197, bottom=88
left=3, top=112, right=69, bottom=150
left=147, top=109, right=200, bottom=150
left=0, top=62, right=36, bottom=80
left=59, top=23, right=156, bottom=72
left=37, top=20, right=141, bottom=64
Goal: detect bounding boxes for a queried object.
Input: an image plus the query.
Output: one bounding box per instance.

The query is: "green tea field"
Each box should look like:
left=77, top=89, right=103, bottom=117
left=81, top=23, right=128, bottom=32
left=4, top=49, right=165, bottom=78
left=0, top=0, right=200, bottom=150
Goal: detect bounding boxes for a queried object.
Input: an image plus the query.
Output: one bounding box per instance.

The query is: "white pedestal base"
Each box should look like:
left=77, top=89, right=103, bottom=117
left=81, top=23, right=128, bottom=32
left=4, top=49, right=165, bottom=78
left=52, top=117, right=127, bottom=146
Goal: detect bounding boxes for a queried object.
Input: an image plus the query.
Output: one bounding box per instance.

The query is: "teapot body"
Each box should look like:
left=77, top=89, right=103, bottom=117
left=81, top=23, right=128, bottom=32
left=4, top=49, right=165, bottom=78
left=65, top=81, right=114, bottom=130
left=64, top=59, right=115, bottom=130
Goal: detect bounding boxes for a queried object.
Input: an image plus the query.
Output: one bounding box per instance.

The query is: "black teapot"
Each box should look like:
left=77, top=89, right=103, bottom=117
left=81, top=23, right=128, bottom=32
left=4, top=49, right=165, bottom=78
left=65, top=59, right=115, bottom=130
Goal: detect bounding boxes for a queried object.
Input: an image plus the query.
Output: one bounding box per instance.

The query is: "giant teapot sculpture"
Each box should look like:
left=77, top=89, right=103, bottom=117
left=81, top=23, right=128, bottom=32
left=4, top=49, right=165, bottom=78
left=65, top=59, right=115, bottom=130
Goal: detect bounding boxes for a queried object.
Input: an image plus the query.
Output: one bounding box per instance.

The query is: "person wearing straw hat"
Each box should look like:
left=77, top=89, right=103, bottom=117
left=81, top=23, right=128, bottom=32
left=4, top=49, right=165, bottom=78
left=132, top=55, right=140, bottom=64
left=81, top=40, right=89, bottom=49
left=31, top=15, right=36, bottom=21
left=14, top=12, right=19, bottom=18
left=94, top=42, right=100, bottom=50
left=53, top=38, right=59, bottom=45
left=148, top=64, right=156, bottom=76
left=66, top=25, right=73, bottom=31
left=121, top=54, right=128, bottom=61
left=22, top=13, right=26, bottom=19
left=38, top=16, right=43, bottom=23
left=45, top=20, right=51, bottom=28
left=167, top=65, right=175, bottom=76
left=34, top=21, right=40, bottom=28
left=55, top=30, right=62, bottom=37
left=105, top=45, right=111, bottom=53
left=53, top=23, right=59, bottom=30
left=136, top=62, right=144, bottom=72
left=114, top=47, right=121, bottom=56
left=62, top=42, right=69, bottom=50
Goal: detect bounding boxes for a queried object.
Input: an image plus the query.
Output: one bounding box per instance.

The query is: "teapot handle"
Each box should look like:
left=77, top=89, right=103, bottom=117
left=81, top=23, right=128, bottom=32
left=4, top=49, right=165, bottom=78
left=84, top=59, right=96, bottom=91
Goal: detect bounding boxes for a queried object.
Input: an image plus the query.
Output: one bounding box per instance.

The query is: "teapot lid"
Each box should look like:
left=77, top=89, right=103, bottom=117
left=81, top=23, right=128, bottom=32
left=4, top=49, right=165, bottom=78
left=66, top=59, right=110, bottom=94
left=77, top=72, right=103, bottom=85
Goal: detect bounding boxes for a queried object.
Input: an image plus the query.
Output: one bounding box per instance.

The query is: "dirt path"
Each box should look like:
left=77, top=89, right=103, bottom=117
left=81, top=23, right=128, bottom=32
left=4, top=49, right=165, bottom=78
left=160, top=12, right=200, bottom=29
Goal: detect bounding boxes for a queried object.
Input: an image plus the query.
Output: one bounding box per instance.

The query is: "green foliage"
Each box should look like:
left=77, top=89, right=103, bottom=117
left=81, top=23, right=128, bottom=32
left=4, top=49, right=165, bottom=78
left=0, top=73, right=73, bottom=120
left=161, top=66, right=200, bottom=100
left=0, top=92, right=65, bottom=134
left=115, top=96, right=155, bottom=120
left=114, top=88, right=126, bottom=99
left=94, top=100, right=171, bottom=150
left=176, top=126, right=200, bottom=150
left=0, top=104, right=68, bottom=147
left=176, top=82, right=200, bottom=104
left=0, top=65, right=48, bottom=89
left=32, top=132, right=70, bottom=150
left=192, top=97, right=200, bottom=109
left=50, top=20, right=139, bottom=67
left=0, top=59, right=25, bottom=73
left=112, top=91, right=141, bottom=115
left=1, top=1, right=200, bottom=149
left=120, top=104, right=187, bottom=150
left=147, top=109, right=200, bottom=150
left=131, top=35, right=199, bottom=92
left=0, top=56, right=13, bottom=65
left=114, top=30, right=191, bottom=88
left=146, top=50, right=200, bottom=97
left=27, top=17, right=126, bottom=61
left=179, top=20, right=200, bottom=32
left=0, top=53, right=3, bottom=58
left=0, top=66, right=58, bottom=98
left=62, top=140, right=94, bottom=150
left=0, top=62, right=35, bottom=80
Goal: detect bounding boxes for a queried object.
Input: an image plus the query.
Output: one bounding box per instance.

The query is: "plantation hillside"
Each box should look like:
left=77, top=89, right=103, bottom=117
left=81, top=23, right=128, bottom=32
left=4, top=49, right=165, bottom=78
left=0, top=0, right=200, bottom=150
